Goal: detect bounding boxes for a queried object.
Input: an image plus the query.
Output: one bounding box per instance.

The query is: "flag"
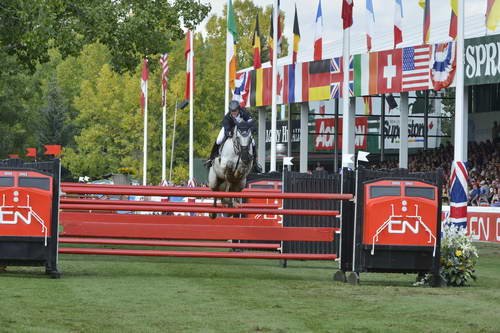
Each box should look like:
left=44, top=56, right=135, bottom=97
left=262, top=67, right=273, bottom=105
left=342, top=0, right=354, bottom=30
left=185, top=31, right=193, bottom=100
left=314, top=0, right=323, bottom=61
left=418, top=0, right=425, bottom=8
left=160, top=54, right=168, bottom=106
left=268, top=0, right=282, bottom=64
left=486, top=0, right=500, bottom=31
left=253, top=14, right=262, bottom=69
left=423, top=0, right=431, bottom=44
left=366, top=0, right=375, bottom=51
left=44, top=145, right=62, bottom=156
left=25, top=148, right=37, bottom=157
left=402, top=45, right=431, bottom=92
left=227, top=0, right=238, bottom=90
left=363, top=96, right=372, bottom=115
left=449, top=161, right=468, bottom=228
left=284, top=63, right=304, bottom=103
left=377, top=50, right=402, bottom=94
left=449, top=0, right=458, bottom=39
left=354, top=52, right=379, bottom=96
left=357, top=151, right=370, bottom=162
left=394, top=0, right=403, bottom=48
left=233, top=71, right=251, bottom=107
left=277, top=65, right=284, bottom=104
left=431, top=42, right=456, bottom=91
left=8, top=154, right=19, bottom=159
left=292, top=4, right=300, bottom=64
left=331, top=56, right=354, bottom=98
left=309, top=60, right=331, bottom=101
left=140, top=58, right=148, bottom=114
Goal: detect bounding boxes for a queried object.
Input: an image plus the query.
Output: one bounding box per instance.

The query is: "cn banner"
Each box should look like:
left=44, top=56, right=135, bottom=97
left=442, top=206, right=500, bottom=243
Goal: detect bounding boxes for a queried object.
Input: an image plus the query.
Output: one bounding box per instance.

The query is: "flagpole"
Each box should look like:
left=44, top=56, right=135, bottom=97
left=270, top=0, right=278, bottom=172
left=189, top=31, right=194, bottom=183
left=142, top=60, right=148, bottom=186
left=454, top=0, right=466, bottom=162
left=162, top=92, right=167, bottom=183
left=224, top=0, right=231, bottom=114
left=341, top=27, right=353, bottom=169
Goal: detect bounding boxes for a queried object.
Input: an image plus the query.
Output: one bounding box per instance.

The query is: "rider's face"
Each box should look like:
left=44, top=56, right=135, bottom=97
left=231, top=110, right=239, bottom=118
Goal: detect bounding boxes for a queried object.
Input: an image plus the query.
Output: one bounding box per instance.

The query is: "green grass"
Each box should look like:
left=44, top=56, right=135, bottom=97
left=1, top=242, right=500, bottom=333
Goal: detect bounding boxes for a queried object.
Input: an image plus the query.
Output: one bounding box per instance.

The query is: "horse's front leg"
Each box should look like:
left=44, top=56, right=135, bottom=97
left=209, top=197, right=217, bottom=219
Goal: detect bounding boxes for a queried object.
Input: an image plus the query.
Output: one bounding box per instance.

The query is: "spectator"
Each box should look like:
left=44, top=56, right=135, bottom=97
left=469, top=184, right=480, bottom=206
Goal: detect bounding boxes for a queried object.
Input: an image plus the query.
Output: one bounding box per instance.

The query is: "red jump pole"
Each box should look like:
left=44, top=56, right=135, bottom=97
left=59, top=247, right=338, bottom=260
left=60, top=198, right=281, bottom=209
left=61, top=187, right=353, bottom=201
left=60, top=203, right=340, bottom=216
left=61, top=183, right=280, bottom=193
left=59, top=237, right=280, bottom=250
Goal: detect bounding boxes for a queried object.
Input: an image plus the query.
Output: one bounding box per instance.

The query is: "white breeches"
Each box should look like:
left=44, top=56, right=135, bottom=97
left=216, top=128, right=225, bottom=145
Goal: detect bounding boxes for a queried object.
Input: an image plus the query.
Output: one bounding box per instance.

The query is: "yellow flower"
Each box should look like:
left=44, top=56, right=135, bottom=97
left=455, top=250, right=463, bottom=257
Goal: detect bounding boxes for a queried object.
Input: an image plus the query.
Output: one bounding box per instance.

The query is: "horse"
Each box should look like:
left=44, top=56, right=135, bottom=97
left=208, top=121, right=254, bottom=218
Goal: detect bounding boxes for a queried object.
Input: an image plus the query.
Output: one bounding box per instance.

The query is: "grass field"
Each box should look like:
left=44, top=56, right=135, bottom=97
left=1, top=242, right=499, bottom=333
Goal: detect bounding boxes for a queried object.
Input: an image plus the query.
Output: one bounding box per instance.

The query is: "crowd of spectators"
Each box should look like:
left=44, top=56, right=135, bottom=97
left=370, top=139, right=500, bottom=207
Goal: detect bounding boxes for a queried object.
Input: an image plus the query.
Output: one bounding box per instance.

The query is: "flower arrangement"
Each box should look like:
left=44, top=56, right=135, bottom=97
left=439, top=223, right=478, bottom=286
left=414, top=223, right=478, bottom=287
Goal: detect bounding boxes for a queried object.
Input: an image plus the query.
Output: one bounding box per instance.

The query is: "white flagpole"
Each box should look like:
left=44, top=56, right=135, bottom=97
left=224, top=0, right=231, bottom=115
left=342, top=27, right=354, bottom=169
left=162, top=85, right=167, bottom=183
left=270, top=0, right=278, bottom=172
left=143, top=63, right=148, bottom=186
left=454, top=0, right=467, bottom=162
left=189, top=31, right=194, bottom=183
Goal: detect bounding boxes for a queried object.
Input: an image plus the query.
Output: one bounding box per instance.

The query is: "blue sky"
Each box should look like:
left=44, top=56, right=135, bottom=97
left=199, top=0, right=490, bottom=62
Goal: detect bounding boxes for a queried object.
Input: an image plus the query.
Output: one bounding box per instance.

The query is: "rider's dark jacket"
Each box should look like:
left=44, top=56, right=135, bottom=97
left=222, top=108, right=254, bottom=137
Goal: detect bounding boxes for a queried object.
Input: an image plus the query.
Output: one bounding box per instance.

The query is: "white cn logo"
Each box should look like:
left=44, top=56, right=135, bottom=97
left=0, top=191, right=32, bottom=225
left=388, top=200, right=419, bottom=234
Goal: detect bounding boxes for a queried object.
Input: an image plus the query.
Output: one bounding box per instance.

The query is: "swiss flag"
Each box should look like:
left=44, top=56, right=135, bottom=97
left=377, top=50, right=402, bottom=94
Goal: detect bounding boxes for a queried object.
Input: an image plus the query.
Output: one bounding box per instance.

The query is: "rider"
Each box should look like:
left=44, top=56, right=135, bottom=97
left=204, top=100, right=262, bottom=173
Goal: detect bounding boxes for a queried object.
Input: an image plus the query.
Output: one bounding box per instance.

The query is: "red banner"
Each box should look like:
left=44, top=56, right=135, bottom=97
left=442, top=207, right=500, bottom=243
left=314, top=117, right=368, bottom=151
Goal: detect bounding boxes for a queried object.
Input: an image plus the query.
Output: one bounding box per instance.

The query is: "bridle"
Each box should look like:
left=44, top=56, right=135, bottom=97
left=232, top=125, right=253, bottom=170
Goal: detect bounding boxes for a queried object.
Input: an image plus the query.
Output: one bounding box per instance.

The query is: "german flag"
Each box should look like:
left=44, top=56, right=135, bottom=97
left=252, top=14, right=261, bottom=69
left=292, top=4, right=300, bottom=64
left=308, top=60, right=330, bottom=101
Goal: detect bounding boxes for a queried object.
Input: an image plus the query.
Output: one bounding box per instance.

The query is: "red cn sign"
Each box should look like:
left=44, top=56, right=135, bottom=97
left=314, top=117, right=368, bottom=151
left=0, top=171, right=53, bottom=240
left=363, top=180, right=439, bottom=255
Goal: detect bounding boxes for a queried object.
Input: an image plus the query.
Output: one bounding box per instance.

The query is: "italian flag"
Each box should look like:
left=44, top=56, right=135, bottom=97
left=227, top=0, right=238, bottom=90
left=353, top=53, right=378, bottom=96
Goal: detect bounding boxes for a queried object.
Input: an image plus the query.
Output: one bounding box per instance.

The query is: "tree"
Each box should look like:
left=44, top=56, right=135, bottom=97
left=38, top=75, right=73, bottom=147
left=0, top=0, right=211, bottom=72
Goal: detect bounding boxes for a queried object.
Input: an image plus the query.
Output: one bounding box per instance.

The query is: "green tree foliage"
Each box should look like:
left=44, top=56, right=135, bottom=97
left=0, top=0, right=211, bottom=72
left=38, top=75, right=73, bottom=147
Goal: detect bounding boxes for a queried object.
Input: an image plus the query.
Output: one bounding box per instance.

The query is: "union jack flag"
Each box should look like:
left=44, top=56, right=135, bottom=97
left=330, top=56, right=353, bottom=99
left=448, top=161, right=468, bottom=228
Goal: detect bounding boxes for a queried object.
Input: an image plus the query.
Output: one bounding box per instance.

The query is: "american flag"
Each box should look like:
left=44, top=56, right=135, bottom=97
left=330, top=56, right=353, bottom=99
left=160, top=54, right=169, bottom=106
left=449, top=161, right=468, bottom=228
left=402, top=45, right=431, bottom=91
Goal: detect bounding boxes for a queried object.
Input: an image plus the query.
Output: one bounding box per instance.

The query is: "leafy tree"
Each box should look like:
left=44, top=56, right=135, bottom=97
left=0, top=0, right=211, bottom=72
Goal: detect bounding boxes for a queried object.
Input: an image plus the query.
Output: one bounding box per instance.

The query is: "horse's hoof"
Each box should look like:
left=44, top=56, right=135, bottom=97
left=209, top=213, right=217, bottom=219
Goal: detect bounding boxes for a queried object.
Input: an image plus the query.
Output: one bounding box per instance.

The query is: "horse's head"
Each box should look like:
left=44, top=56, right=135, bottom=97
left=234, top=122, right=253, bottom=163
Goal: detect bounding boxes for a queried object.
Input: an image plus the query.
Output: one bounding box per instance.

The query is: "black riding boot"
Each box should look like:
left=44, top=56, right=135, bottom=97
left=252, top=145, right=262, bottom=173
left=204, top=143, right=220, bottom=168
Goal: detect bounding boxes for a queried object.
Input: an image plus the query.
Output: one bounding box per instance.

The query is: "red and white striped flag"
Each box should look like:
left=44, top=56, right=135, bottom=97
left=394, top=0, right=403, bottom=48
left=160, top=54, right=168, bottom=106
left=140, top=58, right=148, bottom=114
left=185, top=31, right=194, bottom=100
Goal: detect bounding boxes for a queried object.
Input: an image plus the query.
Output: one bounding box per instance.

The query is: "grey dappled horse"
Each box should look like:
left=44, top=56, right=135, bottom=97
left=208, top=122, right=254, bottom=218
